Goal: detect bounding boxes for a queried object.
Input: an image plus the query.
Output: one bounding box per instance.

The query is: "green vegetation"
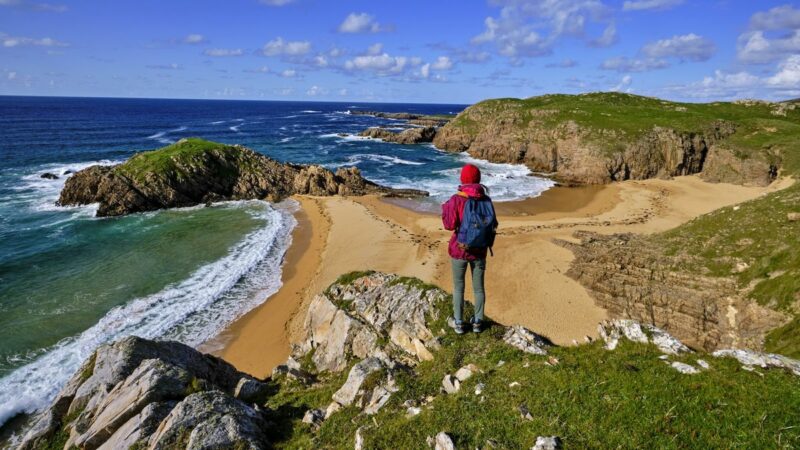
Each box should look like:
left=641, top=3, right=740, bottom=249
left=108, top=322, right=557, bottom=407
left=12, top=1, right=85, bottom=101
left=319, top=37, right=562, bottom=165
left=451, top=92, right=800, bottom=158
left=79, top=352, right=96, bottom=382
left=39, top=408, right=83, bottom=450
left=114, top=138, right=239, bottom=183
left=264, top=278, right=800, bottom=449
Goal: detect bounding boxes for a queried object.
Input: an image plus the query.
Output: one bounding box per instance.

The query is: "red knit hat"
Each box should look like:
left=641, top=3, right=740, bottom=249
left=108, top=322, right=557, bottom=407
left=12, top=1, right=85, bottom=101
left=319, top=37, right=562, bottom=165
left=460, top=164, right=481, bottom=184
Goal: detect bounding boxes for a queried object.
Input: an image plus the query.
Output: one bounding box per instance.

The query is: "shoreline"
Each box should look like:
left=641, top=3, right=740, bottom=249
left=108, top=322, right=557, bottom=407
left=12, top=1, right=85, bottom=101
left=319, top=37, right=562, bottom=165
left=209, top=175, right=792, bottom=378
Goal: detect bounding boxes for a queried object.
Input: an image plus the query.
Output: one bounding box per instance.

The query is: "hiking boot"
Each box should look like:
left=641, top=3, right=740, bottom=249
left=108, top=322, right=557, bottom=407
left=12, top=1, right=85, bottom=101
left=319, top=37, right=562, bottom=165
left=472, top=321, right=482, bottom=333
left=454, top=321, right=466, bottom=335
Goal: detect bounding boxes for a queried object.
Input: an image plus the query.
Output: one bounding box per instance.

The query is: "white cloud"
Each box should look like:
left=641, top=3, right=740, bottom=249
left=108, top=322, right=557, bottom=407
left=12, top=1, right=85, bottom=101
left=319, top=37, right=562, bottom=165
left=313, top=55, right=328, bottom=67
left=471, top=0, right=613, bottom=60
left=738, top=30, right=800, bottom=65
left=280, top=69, right=297, bottom=78
left=546, top=58, right=577, bottom=68
left=0, top=0, right=66, bottom=12
left=7, top=71, right=16, bottom=80
left=366, top=43, right=383, bottom=55
left=431, top=56, right=453, bottom=70
left=274, top=87, right=294, bottom=96
left=738, top=5, right=800, bottom=64
left=259, top=0, right=295, bottom=5
left=748, top=4, right=800, bottom=31
left=147, top=63, right=182, bottom=70
left=245, top=66, right=271, bottom=74
left=590, top=23, right=617, bottom=47
left=338, top=12, right=385, bottom=33
left=306, top=85, right=326, bottom=96
left=183, top=34, right=206, bottom=44
left=260, top=37, right=311, bottom=56
left=611, top=75, right=633, bottom=92
left=1, top=33, right=68, bottom=48
left=203, top=48, right=243, bottom=57
left=338, top=88, right=348, bottom=96
left=767, top=54, right=800, bottom=88
left=600, top=56, right=668, bottom=72
left=622, top=0, right=684, bottom=12
left=420, top=63, right=430, bottom=79
left=344, top=52, right=421, bottom=76
left=641, top=33, right=716, bottom=62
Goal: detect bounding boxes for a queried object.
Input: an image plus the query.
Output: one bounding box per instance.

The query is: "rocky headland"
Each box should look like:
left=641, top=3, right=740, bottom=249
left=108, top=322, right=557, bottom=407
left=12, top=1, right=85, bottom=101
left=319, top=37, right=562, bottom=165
left=16, top=272, right=800, bottom=449
left=432, top=93, right=793, bottom=186
left=57, top=138, right=426, bottom=217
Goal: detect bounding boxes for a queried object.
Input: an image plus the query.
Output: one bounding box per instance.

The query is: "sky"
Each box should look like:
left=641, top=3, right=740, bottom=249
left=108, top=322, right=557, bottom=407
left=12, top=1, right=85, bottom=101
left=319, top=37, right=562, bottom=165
left=0, top=0, right=798, bottom=104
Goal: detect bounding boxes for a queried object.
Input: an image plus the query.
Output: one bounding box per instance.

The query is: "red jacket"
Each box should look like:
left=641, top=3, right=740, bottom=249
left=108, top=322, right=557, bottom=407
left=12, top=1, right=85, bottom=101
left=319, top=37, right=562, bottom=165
left=441, top=184, right=496, bottom=260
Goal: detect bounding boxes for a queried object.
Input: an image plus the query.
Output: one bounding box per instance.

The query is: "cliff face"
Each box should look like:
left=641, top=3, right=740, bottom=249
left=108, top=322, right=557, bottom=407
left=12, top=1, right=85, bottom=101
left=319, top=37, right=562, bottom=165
left=433, top=93, right=789, bottom=186
left=561, top=232, right=789, bottom=352
left=58, top=138, right=427, bottom=217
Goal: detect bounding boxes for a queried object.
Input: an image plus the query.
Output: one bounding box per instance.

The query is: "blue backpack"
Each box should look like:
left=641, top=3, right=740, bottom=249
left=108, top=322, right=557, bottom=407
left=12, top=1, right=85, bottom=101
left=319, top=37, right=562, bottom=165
left=457, top=197, right=497, bottom=254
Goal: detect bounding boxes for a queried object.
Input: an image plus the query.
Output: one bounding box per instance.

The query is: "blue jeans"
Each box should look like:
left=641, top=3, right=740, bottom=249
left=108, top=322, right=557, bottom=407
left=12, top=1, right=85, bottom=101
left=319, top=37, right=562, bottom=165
left=451, top=258, right=486, bottom=324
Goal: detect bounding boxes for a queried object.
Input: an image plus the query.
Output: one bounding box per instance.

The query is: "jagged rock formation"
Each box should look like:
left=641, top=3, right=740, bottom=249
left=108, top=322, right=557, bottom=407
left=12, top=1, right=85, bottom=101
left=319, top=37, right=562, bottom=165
left=433, top=93, right=788, bottom=186
left=57, top=138, right=427, bottom=217
left=561, top=232, right=789, bottom=352
left=359, top=126, right=437, bottom=144
left=18, top=337, right=272, bottom=450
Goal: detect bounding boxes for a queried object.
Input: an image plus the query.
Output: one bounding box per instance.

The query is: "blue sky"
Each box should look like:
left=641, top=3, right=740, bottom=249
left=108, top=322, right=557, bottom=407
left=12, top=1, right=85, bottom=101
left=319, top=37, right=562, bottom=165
left=0, top=0, right=798, bottom=103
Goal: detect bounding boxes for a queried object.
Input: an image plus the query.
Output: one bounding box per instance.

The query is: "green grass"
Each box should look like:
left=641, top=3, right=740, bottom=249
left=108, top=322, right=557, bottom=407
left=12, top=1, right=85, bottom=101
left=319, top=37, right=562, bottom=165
left=114, top=138, right=239, bottom=183
left=264, top=277, right=800, bottom=449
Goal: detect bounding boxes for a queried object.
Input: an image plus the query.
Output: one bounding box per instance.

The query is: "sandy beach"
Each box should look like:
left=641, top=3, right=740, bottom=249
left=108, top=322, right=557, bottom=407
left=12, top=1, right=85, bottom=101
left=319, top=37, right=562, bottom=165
left=212, top=175, right=791, bottom=378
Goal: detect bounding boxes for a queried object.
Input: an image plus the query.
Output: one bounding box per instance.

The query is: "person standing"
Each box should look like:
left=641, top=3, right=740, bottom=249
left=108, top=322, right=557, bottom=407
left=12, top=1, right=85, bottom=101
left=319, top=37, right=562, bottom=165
left=441, top=164, right=498, bottom=334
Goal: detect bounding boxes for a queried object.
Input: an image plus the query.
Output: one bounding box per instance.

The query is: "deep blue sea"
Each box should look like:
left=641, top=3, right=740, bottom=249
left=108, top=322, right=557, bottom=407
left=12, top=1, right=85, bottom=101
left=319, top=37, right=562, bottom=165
left=0, top=96, right=553, bottom=426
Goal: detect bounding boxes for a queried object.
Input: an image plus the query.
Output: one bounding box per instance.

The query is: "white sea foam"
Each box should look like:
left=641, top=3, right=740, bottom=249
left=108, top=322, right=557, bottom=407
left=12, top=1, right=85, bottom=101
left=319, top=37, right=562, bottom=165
left=347, top=153, right=424, bottom=167
left=372, top=148, right=555, bottom=202
left=299, top=110, right=321, bottom=113
left=229, top=124, right=242, bottom=132
left=15, top=160, right=122, bottom=215
left=278, top=137, right=295, bottom=143
left=209, top=120, right=226, bottom=125
left=0, top=200, right=298, bottom=428
left=146, top=126, right=188, bottom=144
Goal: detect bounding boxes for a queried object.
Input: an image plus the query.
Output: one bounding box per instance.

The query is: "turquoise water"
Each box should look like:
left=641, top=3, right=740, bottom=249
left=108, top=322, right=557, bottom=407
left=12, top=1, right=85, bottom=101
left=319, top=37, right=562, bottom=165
left=0, top=96, right=554, bottom=426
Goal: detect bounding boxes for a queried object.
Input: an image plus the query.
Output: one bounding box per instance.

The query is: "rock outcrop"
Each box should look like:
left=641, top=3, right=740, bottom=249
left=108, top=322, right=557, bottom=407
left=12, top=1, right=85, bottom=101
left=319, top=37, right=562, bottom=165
left=359, top=126, right=437, bottom=144
left=349, top=110, right=451, bottom=127
left=57, top=138, right=427, bottom=217
left=293, top=273, right=445, bottom=372
left=18, top=336, right=272, bottom=450
left=561, top=232, right=789, bottom=352
left=433, top=93, right=784, bottom=186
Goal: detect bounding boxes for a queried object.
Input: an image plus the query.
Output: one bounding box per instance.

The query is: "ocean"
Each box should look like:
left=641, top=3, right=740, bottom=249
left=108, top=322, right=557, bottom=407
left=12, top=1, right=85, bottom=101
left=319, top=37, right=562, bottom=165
left=0, top=96, right=554, bottom=427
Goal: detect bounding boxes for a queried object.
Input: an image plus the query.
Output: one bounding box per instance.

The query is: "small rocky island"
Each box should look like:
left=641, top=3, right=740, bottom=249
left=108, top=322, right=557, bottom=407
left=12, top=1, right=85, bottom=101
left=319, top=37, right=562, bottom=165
left=57, top=138, right=427, bottom=217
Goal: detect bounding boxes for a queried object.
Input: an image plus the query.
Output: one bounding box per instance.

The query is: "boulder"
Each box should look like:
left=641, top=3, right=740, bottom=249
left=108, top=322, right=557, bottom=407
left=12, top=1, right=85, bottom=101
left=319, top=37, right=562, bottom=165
left=40, top=172, right=59, bottom=180
left=295, top=273, right=447, bottom=372
left=598, top=319, right=692, bottom=355
left=332, top=357, right=383, bottom=406
left=359, top=126, right=437, bottom=144
left=503, top=325, right=549, bottom=355
left=454, top=364, right=479, bottom=382
left=670, top=362, right=700, bottom=375
left=712, top=349, right=800, bottom=376
left=442, top=374, right=460, bottom=394
left=532, top=436, right=563, bottom=450
left=434, top=432, right=456, bottom=450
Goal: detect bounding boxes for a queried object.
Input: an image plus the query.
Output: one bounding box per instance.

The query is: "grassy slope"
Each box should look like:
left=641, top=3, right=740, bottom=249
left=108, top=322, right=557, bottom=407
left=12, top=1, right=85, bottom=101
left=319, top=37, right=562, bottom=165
left=265, top=276, right=800, bottom=449
left=114, top=138, right=239, bottom=183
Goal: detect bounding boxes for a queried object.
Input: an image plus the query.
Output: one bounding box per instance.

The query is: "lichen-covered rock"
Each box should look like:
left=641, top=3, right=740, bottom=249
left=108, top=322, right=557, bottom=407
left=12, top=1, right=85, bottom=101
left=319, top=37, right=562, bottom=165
left=434, top=431, right=456, bottom=450
left=670, top=362, right=700, bottom=375
left=532, top=435, right=563, bottom=450
left=442, top=374, right=461, bottom=394
left=332, top=357, right=384, bottom=406
left=295, top=273, right=447, bottom=372
left=598, top=319, right=692, bottom=355
left=58, top=138, right=426, bottom=217
left=147, top=391, right=269, bottom=449
left=712, top=349, right=800, bottom=376
left=17, top=337, right=270, bottom=450
left=503, top=325, right=549, bottom=355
